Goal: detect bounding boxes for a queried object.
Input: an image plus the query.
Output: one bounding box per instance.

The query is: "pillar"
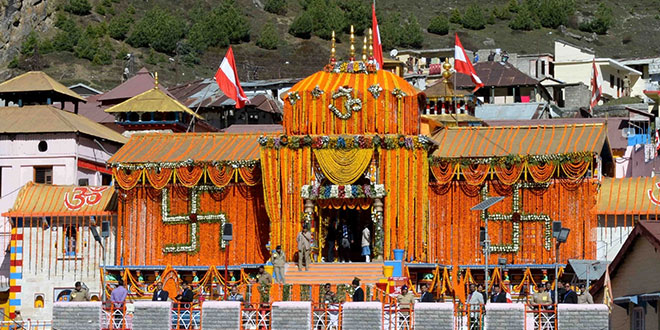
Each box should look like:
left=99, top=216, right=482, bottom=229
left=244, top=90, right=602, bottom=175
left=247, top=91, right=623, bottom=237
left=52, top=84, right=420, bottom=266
left=201, top=301, right=241, bottom=330
left=271, top=301, right=311, bottom=330
left=132, top=301, right=171, bottom=330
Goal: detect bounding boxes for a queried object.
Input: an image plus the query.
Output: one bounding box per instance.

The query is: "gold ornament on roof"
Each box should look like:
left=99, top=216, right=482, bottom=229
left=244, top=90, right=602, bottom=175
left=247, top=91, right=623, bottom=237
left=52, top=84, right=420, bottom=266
left=368, top=28, right=374, bottom=59
left=349, top=25, right=355, bottom=60
left=362, top=36, right=368, bottom=62
left=442, top=58, right=453, bottom=84
left=330, top=31, right=336, bottom=64
left=154, top=72, right=159, bottom=89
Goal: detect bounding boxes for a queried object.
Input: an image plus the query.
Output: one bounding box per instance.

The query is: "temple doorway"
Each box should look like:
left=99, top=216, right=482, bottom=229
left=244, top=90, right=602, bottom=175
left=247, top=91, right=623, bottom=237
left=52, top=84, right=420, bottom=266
left=319, top=206, right=372, bottom=263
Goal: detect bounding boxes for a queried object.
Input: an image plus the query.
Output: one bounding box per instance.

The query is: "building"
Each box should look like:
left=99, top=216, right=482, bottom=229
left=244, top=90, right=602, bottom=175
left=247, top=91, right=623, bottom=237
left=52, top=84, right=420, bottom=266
left=0, top=71, right=86, bottom=111
left=591, top=221, right=660, bottom=330
left=67, top=83, right=102, bottom=98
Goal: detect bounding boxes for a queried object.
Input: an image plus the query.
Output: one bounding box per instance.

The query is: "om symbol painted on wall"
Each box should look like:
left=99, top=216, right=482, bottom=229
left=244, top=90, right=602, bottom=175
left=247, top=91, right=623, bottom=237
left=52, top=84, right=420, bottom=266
left=64, top=187, right=109, bottom=210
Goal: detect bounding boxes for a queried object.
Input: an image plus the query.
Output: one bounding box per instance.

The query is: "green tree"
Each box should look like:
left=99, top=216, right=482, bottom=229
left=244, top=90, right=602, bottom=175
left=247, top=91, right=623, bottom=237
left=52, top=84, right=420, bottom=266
left=379, top=13, right=402, bottom=50
left=538, top=0, right=575, bottom=28
left=264, top=0, right=287, bottom=15
left=52, top=12, right=81, bottom=52
left=108, top=14, right=131, bottom=40
left=338, top=0, right=369, bottom=34
left=257, top=21, right=280, bottom=50
left=400, top=14, right=423, bottom=48
left=126, top=7, right=186, bottom=54
left=220, top=1, right=251, bottom=43
left=186, top=6, right=230, bottom=52
left=289, top=12, right=314, bottom=38
left=427, top=15, right=449, bottom=35
left=494, top=6, right=511, bottom=20
left=487, top=10, right=496, bottom=24
left=449, top=8, right=462, bottom=24
left=507, top=0, right=520, bottom=13
left=509, top=5, right=539, bottom=30
left=64, top=0, right=92, bottom=15
left=307, top=0, right=346, bottom=40
left=21, top=31, right=39, bottom=56
left=579, top=3, right=613, bottom=34
left=93, top=37, right=114, bottom=65
left=74, top=27, right=99, bottom=60
left=462, top=5, right=486, bottom=30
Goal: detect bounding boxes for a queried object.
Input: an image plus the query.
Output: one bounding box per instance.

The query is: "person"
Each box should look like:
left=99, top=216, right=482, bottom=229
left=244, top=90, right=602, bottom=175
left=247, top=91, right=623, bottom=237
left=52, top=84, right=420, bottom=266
left=110, top=279, right=128, bottom=308
left=351, top=278, right=364, bottom=302
left=467, top=283, right=485, bottom=306
left=562, top=282, right=578, bottom=304
left=272, top=245, right=286, bottom=284
left=71, top=281, right=89, bottom=301
left=339, top=219, right=353, bottom=263
left=322, top=283, right=338, bottom=303
left=473, top=51, right=479, bottom=64
left=477, top=283, right=488, bottom=302
left=227, top=285, right=244, bottom=302
left=396, top=285, right=415, bottom=311
left=531, top=283, right=551, bottom=308
left=326, top=219, right=337, bottom=263
left=9, top=310, right=23, bottom=330
left=257, top=265, right=273, bottom=287
left=501, top=51, right=509, bottom=63
left=577, top=284, right=593, bottom=304
left=420, top=283, right=434, bottom=302
left=297, top=226, right=312, bottom=271
left=489, top=284, right=507, bottom=303
left=487, top=51, right=495, bottom=61
left=361, top=226, right=371, bottom=263
left=175, top=281, right=194, bottom=308
left=623, top=75, right=631, bottom=97
left=152, top=282, right=169, bottom=302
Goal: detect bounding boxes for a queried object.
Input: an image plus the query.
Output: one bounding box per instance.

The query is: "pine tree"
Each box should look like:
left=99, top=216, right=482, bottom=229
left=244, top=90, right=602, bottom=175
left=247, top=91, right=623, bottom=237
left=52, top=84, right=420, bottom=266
left=264, top=0, right=287, bottom=15
left=427, top=15, right=449, bottom=35
left=509, top=5, right=539, bottom=31
left=462, top=5, right=486, bottom=30
left=401, top=14, right=423, bottom=48
left=289, top=12, right=314, bottom=39
left=449, top=8, right=462, bottom=24
left=257, top=22, right=280, bottom=50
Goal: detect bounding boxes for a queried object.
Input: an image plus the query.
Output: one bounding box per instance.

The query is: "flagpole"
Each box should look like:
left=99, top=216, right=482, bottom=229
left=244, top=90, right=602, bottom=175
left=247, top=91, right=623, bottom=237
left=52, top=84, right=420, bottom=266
left=186, top=79, right=213, bottom=133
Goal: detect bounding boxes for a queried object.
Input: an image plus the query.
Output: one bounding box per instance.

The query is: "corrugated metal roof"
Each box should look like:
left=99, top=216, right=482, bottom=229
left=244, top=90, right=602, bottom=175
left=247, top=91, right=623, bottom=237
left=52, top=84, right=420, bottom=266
left=0, top=105, right=127, bottom=144
left=431, top=123, right=607, bottom=158
left=167, top=79, right=285, bottom=113
left=475, top=102, right=548, bottom=120
left=104, top=87, right=203, bottom=119
left=108, top=133, right=263, bottom=165
left=0, top=71, right=86, bottom=102
left=2, top=182, right=116, bottom=217
left=223, top=124, right=283, bottom=134
left=597, top=177, right=660, bottom=215
left=455, top=61, right=539, bottom=88
left=423, top=81, right=469, bottom=98
left=98, top=68, right=166, bottom=102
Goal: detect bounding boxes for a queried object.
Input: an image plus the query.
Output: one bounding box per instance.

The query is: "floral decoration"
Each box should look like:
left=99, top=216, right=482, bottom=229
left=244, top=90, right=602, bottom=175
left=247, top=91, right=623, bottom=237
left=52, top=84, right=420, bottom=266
left=311, top=85, right=325, bottom=99
left=324, top=60, right=377, bottom=74
left=371, top=209, right=384, bottom=259
left=328, top=86, right=362, bottom=120
left=368, top=84, right=383, bottom=99
left=391, top=88, right=407, bottom=98
left=258, top=134, right=432, bottom=151
left=300, top=183, right=386, bottom=200
left=110, top=159, right=258, bottom=170
left=430, top=152, right=595, bottom=167
left=287, top=91, right=301, bottom=106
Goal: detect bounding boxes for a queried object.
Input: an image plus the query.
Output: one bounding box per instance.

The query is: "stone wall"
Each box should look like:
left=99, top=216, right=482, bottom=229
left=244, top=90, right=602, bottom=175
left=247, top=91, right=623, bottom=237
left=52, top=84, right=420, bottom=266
left=557, top=304, right=609, bottom=330
left=132, top=301, right=171, bottom=330
left=485, top=303, right=525, bottom=330
left=201, top=301, right=241, bottom=330
left=271, top=301, right=311, bottom=330
left=52, top=301, right=102, bottom=330
left=413, top=302, right=453, bottom=330
left=342, top=302, right=383, bottom=330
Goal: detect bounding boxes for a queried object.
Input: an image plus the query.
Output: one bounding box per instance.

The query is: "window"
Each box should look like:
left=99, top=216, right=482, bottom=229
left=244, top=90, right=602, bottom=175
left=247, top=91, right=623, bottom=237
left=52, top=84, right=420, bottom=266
left=38, top=141, right=48, bottom=152
left=101, top=173, right=112, bottom=186
left=64, top=226, right=77, bottom=256
left=541, top=61, right=546, bottom=75
left=34, top=294, right=45, bottom=308
left=34, top=167, right=53, bottom=184
left=610, top=74, right=615, bottom=88
left=631, top=306, right=644, bottom=330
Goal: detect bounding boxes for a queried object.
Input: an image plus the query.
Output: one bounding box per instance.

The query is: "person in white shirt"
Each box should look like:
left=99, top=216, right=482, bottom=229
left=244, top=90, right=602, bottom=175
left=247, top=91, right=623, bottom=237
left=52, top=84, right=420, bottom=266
left=361, top=226, right=371, bottom=263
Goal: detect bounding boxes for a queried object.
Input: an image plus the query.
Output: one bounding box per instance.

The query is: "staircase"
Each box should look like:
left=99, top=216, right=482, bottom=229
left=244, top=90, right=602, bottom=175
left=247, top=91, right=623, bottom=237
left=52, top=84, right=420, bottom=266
left=284, top=262, right=385, bottom=285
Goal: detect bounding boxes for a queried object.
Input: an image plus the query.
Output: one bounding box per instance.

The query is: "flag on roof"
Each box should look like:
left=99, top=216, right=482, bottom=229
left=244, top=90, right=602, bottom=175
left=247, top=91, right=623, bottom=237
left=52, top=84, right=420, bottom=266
left=454, top=34, right=484, bottom=93
left=371, top=3, right=383, bottom=69
left=590, top=59, right=604, bottom=113
left=214, top=47, right=249, bottom=109
left=603, top=267, right=613, bottom=313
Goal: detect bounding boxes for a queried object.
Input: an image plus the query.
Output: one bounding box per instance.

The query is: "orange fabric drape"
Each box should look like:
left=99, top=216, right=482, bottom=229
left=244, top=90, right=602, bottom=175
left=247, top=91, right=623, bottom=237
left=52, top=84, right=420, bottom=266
left=238, top=166, right=262, bottom=186
left=175, top=166, right=205, bottom=187
left=207, top=166, right=235, bottom=188
left=145, top=168, right=173, bottom=190
left=113, top=168, right=143, bottom=190
left=461, top=164, right=490, bottom=186
left=493, top=164, right=525, bottom=185
left=561, top=160, right=590, bottom=180
left=526, top=162, right=556, bottom=183
left=430, top=162, right=457, bottom=184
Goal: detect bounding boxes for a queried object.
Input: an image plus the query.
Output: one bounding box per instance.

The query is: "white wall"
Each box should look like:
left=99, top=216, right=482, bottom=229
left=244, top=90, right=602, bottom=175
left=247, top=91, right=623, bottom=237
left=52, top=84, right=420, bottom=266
left=596, top=226, right=634, bottom=262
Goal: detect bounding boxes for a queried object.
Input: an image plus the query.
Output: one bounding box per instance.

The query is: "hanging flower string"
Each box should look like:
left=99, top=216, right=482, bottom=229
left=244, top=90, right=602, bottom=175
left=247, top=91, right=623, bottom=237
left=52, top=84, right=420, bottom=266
left=301, top=183, right=386, bottom=200
left=258, top=134, right=432, bottom=150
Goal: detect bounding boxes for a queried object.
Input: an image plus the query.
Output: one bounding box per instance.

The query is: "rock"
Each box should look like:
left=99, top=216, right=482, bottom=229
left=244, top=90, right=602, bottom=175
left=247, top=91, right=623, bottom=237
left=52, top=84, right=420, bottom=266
left=0, top=0, right=52, bottom=65
left=483, top=37, right=496, bottom=46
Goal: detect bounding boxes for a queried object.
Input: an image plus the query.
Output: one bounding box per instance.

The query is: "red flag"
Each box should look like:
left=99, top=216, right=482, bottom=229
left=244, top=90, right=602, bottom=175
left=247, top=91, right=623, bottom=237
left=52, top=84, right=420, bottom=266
left=215, top=46, right=248, bottom=109
left=454, top=34, right=484, bottom=93
left=590, top=59, right=604, bottom=113
left=372, top=3, right=383, bottom=69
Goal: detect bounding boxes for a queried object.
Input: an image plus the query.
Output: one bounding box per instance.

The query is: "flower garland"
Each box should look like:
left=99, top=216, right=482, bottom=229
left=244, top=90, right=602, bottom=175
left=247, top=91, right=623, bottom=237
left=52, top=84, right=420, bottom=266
left=110, top=159, right=259, bottom=170
left=323, top=60, right=377, bottom=74
left=311, top=85, right=325, bottom=99
left=161, top=186, right=229, bottom=254
left=287, top=91, right=301, bottom=106
left=391, top=88, right=407, bottom=98
left=430, top=152, right=595, bottom=167
left=368, top=84, right=383, bottom=99
left=258, top=134, right=432, bottom=151
left=328, top=86, right=363, bottom=120
left=300, top=184, right=386, bottom=200
left=480, top=182, right=553, bottom=253
left=371, top=209, right=384, bottom=259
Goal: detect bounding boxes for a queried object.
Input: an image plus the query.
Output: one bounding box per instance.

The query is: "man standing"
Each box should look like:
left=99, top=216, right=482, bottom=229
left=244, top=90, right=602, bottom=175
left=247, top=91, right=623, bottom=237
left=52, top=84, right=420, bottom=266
left=70, top=282, right=89, bottom=301
left=152, top=282, right=169, bottom=302
left=477, top=283, right=488, bottom=303
left=322, top=283, right=337, bottom=303
left=339, top=219, right=353, bottom=263
left=489, top=284, right=508, bottom=303
left=562, top=282, right=578, bottom=304
left=227, top=285, right=244, bottom=302
left=272, top=245, right=286, bottom=284
left=110, top=279, right=128, bottom=308
left=361, top=226, right=371, bottom=263
left=420, top=283, right=434, bottom=302
left=578, top=284, right=594, bottom=304
left=326, top=219, right=337, bottom=263
left=531, top=283, right=551, bottom=308
left=175, top=281, right=194, bottom=308
left=257, top=265, right=273, bottom=287
left=467, top=283, right=485, bottom=306
left=351, top=278, right=364, bottom=302
left=297, top=226, right=312, bottom=271
left=396, top=285, right=415, bottom=311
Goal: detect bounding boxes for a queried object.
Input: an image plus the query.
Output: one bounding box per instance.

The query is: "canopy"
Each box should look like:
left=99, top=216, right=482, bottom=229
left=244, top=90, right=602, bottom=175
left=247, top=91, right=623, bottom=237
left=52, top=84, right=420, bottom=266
left=2, top=182, right=116, bottom=217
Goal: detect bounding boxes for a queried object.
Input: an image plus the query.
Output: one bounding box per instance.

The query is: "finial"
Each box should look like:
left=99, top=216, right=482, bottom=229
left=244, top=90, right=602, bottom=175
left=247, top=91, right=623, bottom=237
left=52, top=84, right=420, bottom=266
left=330, top=31, right=336, bottom=63
left=368, top=28, right=374, bottom=59
left=349, top=25, right=355, bottom=61
left=362, top=36, right=368, bottom=62
left=154, top=72, right=159, bottom=89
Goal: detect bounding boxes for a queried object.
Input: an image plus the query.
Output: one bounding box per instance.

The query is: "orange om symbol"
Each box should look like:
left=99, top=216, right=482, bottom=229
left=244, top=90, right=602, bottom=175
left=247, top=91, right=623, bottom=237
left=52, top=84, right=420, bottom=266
left=648, top=182, right=660, bottom=206
left=64, top=187, right=109, bottom=210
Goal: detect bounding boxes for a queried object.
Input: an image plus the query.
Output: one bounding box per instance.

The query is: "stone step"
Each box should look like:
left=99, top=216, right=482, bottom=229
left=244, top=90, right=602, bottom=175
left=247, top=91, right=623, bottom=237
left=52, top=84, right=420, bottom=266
left=281, top=262, right=385, bottom=285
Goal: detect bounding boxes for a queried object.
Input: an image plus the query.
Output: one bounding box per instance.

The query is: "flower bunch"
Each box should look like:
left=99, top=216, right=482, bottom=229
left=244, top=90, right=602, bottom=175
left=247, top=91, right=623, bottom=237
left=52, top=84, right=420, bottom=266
left=301, top=184, right=386, bottom=200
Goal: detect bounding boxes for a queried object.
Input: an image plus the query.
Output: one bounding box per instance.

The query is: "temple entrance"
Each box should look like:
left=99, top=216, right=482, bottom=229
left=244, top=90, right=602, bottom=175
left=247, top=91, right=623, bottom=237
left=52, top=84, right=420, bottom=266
left=319, top=206, right=372, bottom=263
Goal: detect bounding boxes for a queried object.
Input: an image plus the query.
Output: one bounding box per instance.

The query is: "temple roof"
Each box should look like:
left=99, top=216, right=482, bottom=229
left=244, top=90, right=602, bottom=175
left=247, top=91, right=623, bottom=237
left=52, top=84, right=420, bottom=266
left=2, top=182, right=116, bottom=217
left=597, top=177, right=660, bottom=215
left=0, top=105, right=127, bottom=144
left=108, top=133, right=263, bottom=166
left=455, top=61, right=539, bottom=89
left=423, top=80, right=469, bottom=99
left=104, top=86, right=204, bottom=119
left=98, top=68, right=166, bottom=103
left=0, top=71, right=86, bottom=103
left=431, top=123, right=608, bottom=158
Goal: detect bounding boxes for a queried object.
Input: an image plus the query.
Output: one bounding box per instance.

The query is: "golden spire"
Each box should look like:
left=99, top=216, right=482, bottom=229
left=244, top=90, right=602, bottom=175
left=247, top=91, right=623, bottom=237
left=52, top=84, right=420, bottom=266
left=330, top=31, right=336, bottom=63
left=154, top=72, right=159, bottom=89
left=362, top=36, right=368, bottom=62
left=349, top=25, right=355, bottom=61
left=368, top=28, right=374, bottom=59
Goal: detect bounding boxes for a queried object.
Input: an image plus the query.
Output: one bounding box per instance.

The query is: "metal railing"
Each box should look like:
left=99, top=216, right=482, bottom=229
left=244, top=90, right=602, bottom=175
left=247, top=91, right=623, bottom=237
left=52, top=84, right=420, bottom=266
left=0, top=319, right=51, bottom=329
left=525, top=305, right=557, bottom=330
left=454, top=303, right=484, bottom=330
left=171, top=304, right=201, bottom=330
left=312, top=303, right=342, bottom=330
left=382, top=304, right=413, bottom=330
left=240, top=302, right=272, bottom=330
left=102, top=303, right=132, bottom=330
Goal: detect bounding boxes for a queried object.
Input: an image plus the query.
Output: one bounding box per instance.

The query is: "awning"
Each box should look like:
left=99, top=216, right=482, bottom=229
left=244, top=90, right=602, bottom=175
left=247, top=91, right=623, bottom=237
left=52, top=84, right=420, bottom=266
left=598, top=177, right=660, bottom=215
left=2, top=182, right=116, bottom=217
left=614, top=295, right=638, bottom=309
